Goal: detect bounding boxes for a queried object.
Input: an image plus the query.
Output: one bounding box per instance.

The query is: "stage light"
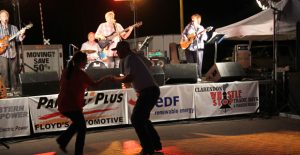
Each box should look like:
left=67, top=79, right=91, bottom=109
left=256, top=0, right=282, bottom=10
left=114, top=0, right=131, bottom=1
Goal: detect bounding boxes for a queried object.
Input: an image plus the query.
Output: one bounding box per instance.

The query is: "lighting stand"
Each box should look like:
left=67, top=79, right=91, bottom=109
left=130, top=0, right=137, bottom=48
left=271, top=5, right=280, bottom=115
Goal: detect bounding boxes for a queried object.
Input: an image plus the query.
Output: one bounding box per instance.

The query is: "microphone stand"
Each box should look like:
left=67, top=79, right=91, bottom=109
left=68, top=44, right=78, bottom=67
left=68, top=44, right=78, bottom=58
left=139, top=36, right=151, bottom=59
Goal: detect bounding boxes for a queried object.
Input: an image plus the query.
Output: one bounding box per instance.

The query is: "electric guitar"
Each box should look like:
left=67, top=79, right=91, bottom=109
left=0, top=23, right=33, bottom=55
left=98, top=21, right=143, bottom=49
left=180, top=26, right=213, bottom=50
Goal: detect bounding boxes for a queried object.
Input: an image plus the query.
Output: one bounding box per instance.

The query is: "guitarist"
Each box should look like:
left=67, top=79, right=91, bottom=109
left=95, top=11, right=133, bottom=68
left=181, top=13, right=208, bottom=79
left=0, top=10, right=26, bottom=92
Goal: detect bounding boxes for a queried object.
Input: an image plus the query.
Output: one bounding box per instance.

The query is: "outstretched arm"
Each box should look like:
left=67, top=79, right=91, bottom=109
left=120, top=26, right=133, bottom=40
left=109, top=74, right=133, bottom=83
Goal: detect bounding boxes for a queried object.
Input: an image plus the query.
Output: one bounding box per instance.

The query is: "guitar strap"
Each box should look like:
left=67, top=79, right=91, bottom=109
left=8, top=24, right=11, bottom=35
left=112, top=23, right=117, bottom=37
left=194, top=25, right=202, bottom=41
left=113, top=23, right=116, bottom=32
left=8, top=25, right=13, bottom=48
left=113, top=23, right=121, bottom=40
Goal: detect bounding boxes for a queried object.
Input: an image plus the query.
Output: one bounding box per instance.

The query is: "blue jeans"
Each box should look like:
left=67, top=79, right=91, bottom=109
left=185, top=49, right=204, bottom=78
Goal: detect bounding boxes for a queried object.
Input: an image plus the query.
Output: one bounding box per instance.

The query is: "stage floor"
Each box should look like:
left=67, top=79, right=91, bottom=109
left=1, top=116, right=300, bottom=155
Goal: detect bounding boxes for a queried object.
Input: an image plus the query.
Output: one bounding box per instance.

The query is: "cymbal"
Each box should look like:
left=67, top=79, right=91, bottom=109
left=81, top=50, right=96, bottom=54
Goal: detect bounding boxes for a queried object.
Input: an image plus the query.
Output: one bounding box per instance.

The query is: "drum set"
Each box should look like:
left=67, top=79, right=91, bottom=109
left=81, top=50, right=107, bottom=70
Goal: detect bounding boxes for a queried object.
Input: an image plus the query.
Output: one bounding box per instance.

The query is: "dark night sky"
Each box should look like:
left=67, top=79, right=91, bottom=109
left=0, top=0, right=262, bottom=54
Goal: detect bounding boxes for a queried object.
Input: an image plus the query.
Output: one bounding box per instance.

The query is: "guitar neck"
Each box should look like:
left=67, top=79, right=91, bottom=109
left=107, top=24, right=138, bottom=40
left=196, top=29, right=207, bottom=36
left=123, top=25, right=134, bottom=33
left=8, top=31, right=21, bottom=41
left=8, top=24, right=33, bottom=42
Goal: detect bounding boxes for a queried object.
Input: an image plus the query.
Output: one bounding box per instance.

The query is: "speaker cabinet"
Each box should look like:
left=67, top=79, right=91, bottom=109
left=86, top=68, right=122, bottom=91
left=163, top=63, right=198, bottom=84
left=19, top=71, right=59, bottom=96
left=287, top=72, right=300, bottom=114
left=150, top=57, right=168, bottom=67
left=150, top=66, right=165, bottom=86
left=169, top=42, right=180, bottom=64
left=233, top=44, right=251, bottom=69
left=205, top=62, right=245, bottom=82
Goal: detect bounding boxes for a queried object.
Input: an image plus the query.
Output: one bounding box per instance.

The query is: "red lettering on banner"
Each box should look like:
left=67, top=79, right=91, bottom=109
left=210, top=92, right=223, bottom=106
left=210, top=90, right=242, bottom=106
left=227, top=90, right=242, bottom=99
left=210, top=92, right=216, bottom=106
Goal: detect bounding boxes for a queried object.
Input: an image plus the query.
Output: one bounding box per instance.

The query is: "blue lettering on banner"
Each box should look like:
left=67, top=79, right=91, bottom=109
left=154, top=108, right=194, bottom=115
left=156, top=96, right=179, bottom=107
left=0, top=112, right=28, bottom=119
left=0, top=126, right=28, bottom=132
left=0, top=105, right=28, bottom=119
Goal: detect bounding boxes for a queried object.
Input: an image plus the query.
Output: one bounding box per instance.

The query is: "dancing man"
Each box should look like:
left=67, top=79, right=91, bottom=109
left=109, top=41, right=162, bottom=155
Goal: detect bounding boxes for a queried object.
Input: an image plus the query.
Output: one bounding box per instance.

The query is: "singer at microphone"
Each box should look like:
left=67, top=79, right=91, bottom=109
left=180, top=13, right=208, bottom=79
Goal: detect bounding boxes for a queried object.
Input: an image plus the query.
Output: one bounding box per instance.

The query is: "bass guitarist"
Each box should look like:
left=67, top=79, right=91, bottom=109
left=0, top=10, right=26, bottom=93
left=180, top=13, right=208, bottom=79
left=95, top=11, right=133, bottom=68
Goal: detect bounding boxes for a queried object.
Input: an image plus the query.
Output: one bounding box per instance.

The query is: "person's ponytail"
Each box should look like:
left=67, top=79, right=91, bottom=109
left=66, top=51, right=87, bottom=80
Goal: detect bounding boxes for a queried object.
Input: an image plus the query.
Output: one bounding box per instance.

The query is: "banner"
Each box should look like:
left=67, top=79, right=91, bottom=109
left=22, top=45, right=64, bottom=76
left=0, top=98, right=30, bottom=138
left=127, top=84, right=195, bottom=123
left=194, top=81, right=259, bottom=118
left=28, top=90, right=127, bottom=133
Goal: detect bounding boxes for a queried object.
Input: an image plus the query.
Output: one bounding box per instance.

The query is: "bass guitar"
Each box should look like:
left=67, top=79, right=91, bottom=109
left=98, top=21, right=143, bottom=49
left=0, top=23, right=33, bottom=55
left=180, top=26, right=213, bottom=50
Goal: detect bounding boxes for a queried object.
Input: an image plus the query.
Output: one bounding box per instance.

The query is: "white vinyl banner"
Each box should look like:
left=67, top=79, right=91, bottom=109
left=127, top=84, right=195, bottom=123
left=22, top=45, right=64, bottom=76
left=0, top=98, right=30, bottom=138
left=194, top=81, right=259, bottom=118
left=28, top=90, right=127, bottom=133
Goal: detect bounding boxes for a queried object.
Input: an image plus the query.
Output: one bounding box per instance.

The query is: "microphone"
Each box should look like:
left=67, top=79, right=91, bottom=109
left=70, top=44, right=78, bottom=49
